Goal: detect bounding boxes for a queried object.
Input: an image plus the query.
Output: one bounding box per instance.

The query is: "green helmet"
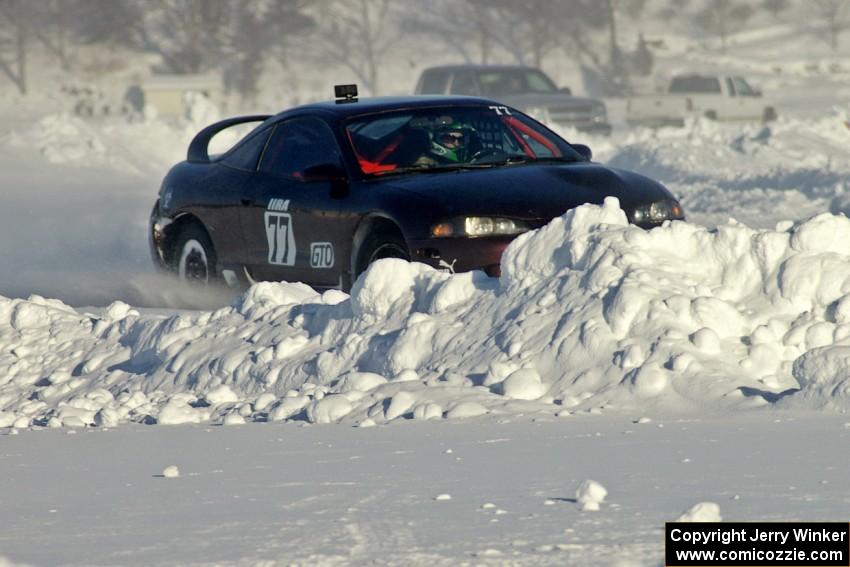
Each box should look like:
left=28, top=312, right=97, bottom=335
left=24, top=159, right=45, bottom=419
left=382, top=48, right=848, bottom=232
left=431, top=121, right=476, bottom=162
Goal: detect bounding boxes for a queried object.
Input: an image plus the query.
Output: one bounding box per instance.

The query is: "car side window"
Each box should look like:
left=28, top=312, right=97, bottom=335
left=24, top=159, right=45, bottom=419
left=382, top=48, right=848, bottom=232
left=259, top=118, right=342, bottom=179
left=726, top=77, right=736, bottom=97
left=449, top=71, right=477, bottom=95
left=220, top=127, right=272, bottom=171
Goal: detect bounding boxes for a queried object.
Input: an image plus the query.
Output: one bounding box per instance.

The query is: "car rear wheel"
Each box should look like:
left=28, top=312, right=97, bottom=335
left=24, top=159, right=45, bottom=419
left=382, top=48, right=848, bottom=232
left=355, top=230, right=410, bottom=279
left=171, top=223, right=218, bottom=284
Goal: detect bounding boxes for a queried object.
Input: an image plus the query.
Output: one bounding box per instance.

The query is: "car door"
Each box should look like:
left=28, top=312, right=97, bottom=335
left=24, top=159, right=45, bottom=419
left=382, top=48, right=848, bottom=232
left=724, top=76, right=750, bottom=120
left=210, top=125, right=274, bottom=267
left=731, top=77, right=760, bottom=119
left=239, top=116, right=346, bottom=287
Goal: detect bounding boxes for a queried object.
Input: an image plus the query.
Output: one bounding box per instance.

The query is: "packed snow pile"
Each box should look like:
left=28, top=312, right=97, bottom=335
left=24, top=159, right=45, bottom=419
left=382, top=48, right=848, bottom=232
left=575, top=110, right=850, bottom=228
left=2, top=93, right=227, bottom=176
left=3, top=197, right=850, bottom=429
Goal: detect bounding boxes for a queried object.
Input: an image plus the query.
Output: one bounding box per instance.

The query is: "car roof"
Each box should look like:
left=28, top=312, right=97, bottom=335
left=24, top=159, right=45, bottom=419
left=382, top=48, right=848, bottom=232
left=277, top=95, right=505, bottom=119
left=421, top=64, right=541, bottom=73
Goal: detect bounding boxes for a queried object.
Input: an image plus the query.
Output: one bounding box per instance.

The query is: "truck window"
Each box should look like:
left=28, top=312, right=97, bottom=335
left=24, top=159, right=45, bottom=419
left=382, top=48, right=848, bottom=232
left=449, top=71, right=477, bottom=95
left=669, top=76, right=721, bottom=94
left=725, top=77, right=736, bottom=97
left=418, top=70, right=449, bottom=94
left=732, top=77, right=756, bottom=96
left=478, top=69, right=558, bottom=96
left=525, top=70, right=558, bottom=92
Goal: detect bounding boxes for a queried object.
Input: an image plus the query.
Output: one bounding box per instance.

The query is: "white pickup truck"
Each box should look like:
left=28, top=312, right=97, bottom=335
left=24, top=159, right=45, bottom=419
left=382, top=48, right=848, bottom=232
left=626, top=75, right=777, bottom=127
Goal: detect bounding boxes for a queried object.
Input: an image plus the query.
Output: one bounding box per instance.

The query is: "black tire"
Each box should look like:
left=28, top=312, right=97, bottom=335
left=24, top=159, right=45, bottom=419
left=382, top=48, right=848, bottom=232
left=762, top=106, right=777, bottom=122
left=170, top=222, right=218, bottom=284
left=355, top=229, right=410, bottom=279
left=704, top=110, right=718, bottom=121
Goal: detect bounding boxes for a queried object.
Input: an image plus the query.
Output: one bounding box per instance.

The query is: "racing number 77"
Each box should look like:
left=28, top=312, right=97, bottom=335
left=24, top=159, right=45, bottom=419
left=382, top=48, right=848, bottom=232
left=265, top=212, right=292, bottom=265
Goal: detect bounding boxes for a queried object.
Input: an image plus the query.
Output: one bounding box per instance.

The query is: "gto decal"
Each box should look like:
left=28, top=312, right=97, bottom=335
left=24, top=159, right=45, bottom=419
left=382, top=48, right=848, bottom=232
left=265, top=212, right=296, bottom=266
left=310, top=242, right=334, bottom=269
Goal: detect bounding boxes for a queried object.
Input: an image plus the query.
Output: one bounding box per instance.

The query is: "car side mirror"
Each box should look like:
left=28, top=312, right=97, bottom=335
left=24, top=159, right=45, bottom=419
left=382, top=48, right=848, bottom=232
left=559, top=86, right=573, bottom=95
left=572, top=144, right=592, bottom=161
left=301, top=163, right=347, bottom=183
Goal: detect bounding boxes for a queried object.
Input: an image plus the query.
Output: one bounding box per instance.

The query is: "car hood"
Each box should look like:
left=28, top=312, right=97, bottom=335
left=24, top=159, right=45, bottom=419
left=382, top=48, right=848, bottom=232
left=379, top=162, right=675, bottom=221
left=493, top=93, right=603, bottom=110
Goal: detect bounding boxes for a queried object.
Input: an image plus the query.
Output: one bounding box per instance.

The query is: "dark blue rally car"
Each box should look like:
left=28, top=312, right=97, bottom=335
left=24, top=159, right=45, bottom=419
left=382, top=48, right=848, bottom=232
left=149, top=86, right=683, bottom=291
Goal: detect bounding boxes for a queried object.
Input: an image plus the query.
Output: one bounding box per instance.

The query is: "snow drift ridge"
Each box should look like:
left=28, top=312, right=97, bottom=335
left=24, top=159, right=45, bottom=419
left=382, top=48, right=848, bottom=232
left=3, top=197, right=850, bottom=429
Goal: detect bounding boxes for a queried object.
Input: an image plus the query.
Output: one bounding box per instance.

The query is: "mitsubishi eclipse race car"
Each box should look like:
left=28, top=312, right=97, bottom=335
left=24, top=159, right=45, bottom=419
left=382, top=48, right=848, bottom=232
left=149, top=85, right=684, bottom=291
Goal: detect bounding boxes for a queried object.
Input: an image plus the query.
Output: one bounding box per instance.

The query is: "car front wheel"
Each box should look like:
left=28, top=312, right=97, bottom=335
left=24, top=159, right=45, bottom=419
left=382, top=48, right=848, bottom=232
left=355, top=230, right=410, bottom=280
left=171, top=223, right=218, bottom=284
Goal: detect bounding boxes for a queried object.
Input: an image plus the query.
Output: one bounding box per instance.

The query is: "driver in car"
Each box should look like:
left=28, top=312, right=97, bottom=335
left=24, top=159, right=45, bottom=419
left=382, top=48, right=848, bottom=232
left=415, top=118, right=478, bottom=167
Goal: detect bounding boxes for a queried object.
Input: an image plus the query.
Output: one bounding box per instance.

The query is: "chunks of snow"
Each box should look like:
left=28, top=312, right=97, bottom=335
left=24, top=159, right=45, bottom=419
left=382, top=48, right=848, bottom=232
left=576, top=480, right=608, bottom=511
left=350, top=259, right=434, bottom=320
left=6, top=198, right=850, bottom=429
left=384, top=391, right=417, bottom=421
left=158, top=399, right=206, bottom=426
left=162, top=465, right=180, bottom=479
left=306, top=395, right=353, bottom=424
left=495, top=368, right=547, bottom=400
left=445, top=402, right=487, bottom=420
left=205, top=385, right=239, bottom=406
left=676, top=502, right=722, bottom=522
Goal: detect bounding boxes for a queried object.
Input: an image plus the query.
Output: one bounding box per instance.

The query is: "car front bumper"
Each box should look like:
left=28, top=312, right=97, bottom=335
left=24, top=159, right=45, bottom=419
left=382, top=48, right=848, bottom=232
left=408, top=236, right=516, bottom=277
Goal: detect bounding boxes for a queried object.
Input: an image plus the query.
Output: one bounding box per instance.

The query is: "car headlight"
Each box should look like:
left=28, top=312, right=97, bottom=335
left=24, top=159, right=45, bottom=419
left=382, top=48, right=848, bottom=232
left=630, top=200, right=684, bottom=224
left=430, top=216, right=531, bottom=238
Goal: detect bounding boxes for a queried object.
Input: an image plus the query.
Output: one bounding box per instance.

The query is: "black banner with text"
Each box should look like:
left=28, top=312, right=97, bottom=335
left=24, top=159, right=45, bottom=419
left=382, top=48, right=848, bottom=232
left=665, top=522, right=849, bottom=566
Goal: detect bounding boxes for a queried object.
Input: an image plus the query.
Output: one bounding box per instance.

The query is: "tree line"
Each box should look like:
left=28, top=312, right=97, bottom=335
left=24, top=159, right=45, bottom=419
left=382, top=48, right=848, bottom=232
left=0, top=0, right=846, bottom=98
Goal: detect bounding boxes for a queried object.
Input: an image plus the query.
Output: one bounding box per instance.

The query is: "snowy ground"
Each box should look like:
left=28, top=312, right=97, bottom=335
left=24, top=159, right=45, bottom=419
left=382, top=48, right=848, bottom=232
left=2, top=16, right=850, bottom=567
left=3, top=414, right=849, bottom=566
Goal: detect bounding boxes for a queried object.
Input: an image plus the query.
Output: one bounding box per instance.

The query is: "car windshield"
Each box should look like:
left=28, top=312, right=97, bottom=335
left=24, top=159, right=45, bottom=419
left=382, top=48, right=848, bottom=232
left=346, top=106, right=584, bottom=176
left=478, top=69, right=558, bottom=96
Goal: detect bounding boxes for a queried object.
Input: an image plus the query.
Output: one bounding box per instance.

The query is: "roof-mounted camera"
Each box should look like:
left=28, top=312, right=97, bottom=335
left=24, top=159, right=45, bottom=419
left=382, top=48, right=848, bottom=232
left=334, top=84, right=358, bottom=104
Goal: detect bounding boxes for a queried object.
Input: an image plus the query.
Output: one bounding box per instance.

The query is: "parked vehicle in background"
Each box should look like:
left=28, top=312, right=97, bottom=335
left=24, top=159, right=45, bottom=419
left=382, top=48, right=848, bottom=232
left=415, top=65, right=612, bottom=135
left=626, top=74, right=777, bottom=127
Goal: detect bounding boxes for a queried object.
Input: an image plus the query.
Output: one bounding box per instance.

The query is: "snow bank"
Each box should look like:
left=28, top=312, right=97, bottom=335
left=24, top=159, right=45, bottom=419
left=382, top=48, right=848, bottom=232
left=580, top=110, right=850, bottom=229
left=2, top=94, right=227, bottom=176
left=4, top=199, right=850, bottom=429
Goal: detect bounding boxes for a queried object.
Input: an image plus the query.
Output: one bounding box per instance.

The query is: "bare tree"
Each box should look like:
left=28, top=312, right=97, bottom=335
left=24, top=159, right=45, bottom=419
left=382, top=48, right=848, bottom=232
left=812, top=0, right=849, bottom=51
left=308, top=0, right=401, bottom=95
left=128, top=0, right=232, bottom=74
left=693, top=0, right=753, bottom=53
left=71, top=0, right=143, bottom=46
left=0, top=0, right=31, bottom=94
left=656, top=0, right=692, bottom=21
left=27, top=0, right=72, bottom=70
left=113, top=0, right=312, bottom=99
left=483, top=0, right=574, bottom=68
left=223, top=1, right=313, bottom=100
left=762, top=0, right=789, bottom=20
left=402, top=0, right=499, bottom=64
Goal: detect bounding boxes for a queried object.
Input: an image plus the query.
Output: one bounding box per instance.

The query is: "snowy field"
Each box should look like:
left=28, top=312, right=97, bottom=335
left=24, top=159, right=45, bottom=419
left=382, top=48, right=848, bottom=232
left=2, top=13, right=850, bottom=567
